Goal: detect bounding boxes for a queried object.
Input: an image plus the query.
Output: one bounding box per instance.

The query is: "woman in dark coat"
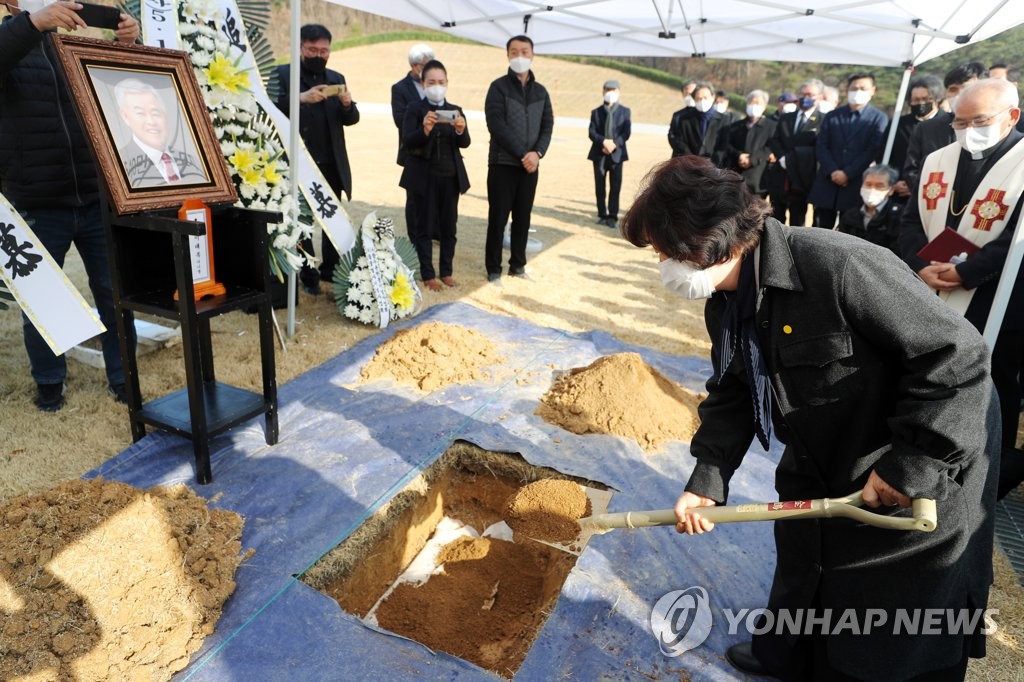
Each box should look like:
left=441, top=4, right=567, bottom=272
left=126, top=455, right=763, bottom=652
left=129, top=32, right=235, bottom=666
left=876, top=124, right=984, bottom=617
left=622, top=155, right=998, bottom=681
left=399, top=60, right=471, bottom=290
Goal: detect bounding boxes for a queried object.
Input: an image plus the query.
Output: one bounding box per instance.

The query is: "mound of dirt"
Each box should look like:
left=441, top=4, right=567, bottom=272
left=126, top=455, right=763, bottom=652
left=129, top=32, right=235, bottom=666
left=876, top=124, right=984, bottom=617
left=536, top=353, right=701, bottom=452
left=360, top=321, right=504, bottom=392
left=0, top=478, right=246, bottom=681
left=503, top=479, right=591, bottom=544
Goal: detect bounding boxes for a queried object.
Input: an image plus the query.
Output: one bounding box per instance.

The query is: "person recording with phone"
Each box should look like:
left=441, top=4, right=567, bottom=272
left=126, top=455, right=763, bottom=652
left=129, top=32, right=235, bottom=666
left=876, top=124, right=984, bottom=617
left=0, top=0, right=140, bottom=412
left=272, top=23, right=359, bottom=296
left=399, top=59, right=470, bottom=292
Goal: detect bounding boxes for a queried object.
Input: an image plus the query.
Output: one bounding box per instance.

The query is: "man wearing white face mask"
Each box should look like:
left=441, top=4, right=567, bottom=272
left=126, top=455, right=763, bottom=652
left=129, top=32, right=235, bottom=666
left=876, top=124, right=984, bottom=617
left=586, top=80, right=631, bottom=229
left=808, top=72, right=888, bottom=229
left=483, top=34, right=553, bottom=283
left=717, top=89, right=777, bottom=198
left=0, top=0, right=140, bottom=411
left=898, top=78, right=1024, bottom=499
left=817, top=86, right=839, bottom=115
left=836, top=164, right=901, bottom=253
left=668, top=81, right=728, bottom=159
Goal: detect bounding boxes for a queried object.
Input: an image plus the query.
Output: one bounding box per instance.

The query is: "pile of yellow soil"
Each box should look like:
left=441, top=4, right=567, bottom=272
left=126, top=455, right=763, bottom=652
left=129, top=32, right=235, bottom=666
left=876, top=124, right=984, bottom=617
left=502, top=479, right=592, bottom=544
left=360, top=322, right=504, bottom=391
left=0, top=478, right=246, bottom=681
left=536, top=353, right=701, bottom=452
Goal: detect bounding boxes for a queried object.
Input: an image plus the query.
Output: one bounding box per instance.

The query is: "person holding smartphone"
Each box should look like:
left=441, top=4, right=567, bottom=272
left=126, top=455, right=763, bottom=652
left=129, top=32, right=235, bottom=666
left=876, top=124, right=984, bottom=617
left=0, top=0, right=140, bottom=411
left=399, top=59, right=470, bottom=291
left=272, top=23, right=359, bottom=296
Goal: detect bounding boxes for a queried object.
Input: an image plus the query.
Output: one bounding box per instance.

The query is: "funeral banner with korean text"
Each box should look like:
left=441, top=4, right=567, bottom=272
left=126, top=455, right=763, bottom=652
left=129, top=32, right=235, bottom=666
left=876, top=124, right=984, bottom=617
left=140, top=0, right=356, bottom=255
left=0, top=194, right=106, bottom=355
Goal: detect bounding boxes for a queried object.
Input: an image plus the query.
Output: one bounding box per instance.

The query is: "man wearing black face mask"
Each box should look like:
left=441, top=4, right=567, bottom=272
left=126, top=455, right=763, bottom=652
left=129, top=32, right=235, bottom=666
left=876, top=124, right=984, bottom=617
left=273, top=23, right=360, bottom=295
left=882, top=74, right=942, bottom=205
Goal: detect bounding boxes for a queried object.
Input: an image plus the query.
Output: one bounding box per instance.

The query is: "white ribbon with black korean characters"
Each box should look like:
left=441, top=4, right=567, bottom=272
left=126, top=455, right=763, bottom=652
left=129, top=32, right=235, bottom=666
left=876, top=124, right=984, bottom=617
left=0, top=194, right=106, bottom=354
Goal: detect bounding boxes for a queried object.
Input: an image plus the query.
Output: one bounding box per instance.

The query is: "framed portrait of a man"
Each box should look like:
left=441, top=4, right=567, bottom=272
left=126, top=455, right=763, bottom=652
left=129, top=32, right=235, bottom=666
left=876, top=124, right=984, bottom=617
left=50, top=35, right=236, bottom=214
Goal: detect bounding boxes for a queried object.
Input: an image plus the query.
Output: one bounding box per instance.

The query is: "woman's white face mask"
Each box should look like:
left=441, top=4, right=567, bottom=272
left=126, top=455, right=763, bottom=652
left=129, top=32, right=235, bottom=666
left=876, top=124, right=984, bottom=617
left=659, top=259, right=716, bottom=300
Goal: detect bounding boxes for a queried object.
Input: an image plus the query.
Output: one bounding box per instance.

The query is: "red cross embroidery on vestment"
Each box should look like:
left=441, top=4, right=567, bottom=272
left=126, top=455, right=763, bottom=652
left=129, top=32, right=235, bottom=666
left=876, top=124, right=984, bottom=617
left=922, top=171, right=948, bottom=210
left=970, top=189, right=1009, bottom=231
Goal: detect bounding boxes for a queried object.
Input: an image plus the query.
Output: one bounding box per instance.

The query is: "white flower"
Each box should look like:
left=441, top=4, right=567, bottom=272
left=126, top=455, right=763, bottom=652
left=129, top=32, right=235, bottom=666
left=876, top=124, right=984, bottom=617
left=357, top=306, right=376, bottom=325
left=344, top=304, right=360, bottom=319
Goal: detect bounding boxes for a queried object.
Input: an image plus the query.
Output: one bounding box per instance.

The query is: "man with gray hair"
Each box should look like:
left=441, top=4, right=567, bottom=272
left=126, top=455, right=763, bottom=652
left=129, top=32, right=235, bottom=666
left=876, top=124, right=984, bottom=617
left=587, top=79, right=630, bottom=228
left=391, top=42, right=435, bottom=238
left=836, top=163, right=901, bottom=252
left=898, top=78, right=1024, bottom=498
left=115, top=77, right=205, bottom=188
left=716, top=88, right=776, bottom=197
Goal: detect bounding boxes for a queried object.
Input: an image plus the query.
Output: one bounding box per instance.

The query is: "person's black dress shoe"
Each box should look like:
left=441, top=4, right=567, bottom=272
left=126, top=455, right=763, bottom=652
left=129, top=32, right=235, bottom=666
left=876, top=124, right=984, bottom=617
left=726, top=641, right=779, bottom=677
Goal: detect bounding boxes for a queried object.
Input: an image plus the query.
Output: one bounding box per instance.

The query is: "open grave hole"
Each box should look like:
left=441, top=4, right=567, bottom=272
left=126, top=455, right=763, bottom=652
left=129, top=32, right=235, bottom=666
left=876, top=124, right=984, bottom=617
left=301, top=442, right=608, bottom=678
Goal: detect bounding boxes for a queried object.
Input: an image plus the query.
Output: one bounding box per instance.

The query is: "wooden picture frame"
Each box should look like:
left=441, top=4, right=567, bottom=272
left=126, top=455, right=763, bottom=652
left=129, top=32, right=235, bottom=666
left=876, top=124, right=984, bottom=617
left=50, top=34, right=237, bottom=215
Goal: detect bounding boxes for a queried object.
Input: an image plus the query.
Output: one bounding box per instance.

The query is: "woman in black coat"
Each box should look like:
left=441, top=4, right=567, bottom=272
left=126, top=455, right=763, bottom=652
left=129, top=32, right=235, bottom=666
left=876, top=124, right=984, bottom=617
left=622, top=156, right=998, bottom=682
left=399, top=60, right=470, bottom=290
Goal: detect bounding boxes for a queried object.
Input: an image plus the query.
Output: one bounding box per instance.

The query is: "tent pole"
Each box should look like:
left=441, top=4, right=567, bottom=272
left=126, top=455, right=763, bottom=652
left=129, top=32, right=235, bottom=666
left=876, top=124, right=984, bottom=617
left=287, top=0, right=302, bottom=338
left=882, top=65, right=913, bottom=165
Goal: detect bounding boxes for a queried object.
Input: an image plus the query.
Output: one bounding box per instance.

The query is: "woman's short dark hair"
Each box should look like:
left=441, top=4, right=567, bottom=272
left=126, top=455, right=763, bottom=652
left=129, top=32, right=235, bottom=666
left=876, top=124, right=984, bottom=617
left=420, top=59, right=447, bottom=81
left=621, top=156, right=770, bottom=267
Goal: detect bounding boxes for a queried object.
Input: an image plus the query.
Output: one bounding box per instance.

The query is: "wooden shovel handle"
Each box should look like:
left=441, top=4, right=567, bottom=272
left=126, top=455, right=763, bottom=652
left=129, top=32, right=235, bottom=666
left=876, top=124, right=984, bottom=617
left=580, top=492, right=937, bottom=533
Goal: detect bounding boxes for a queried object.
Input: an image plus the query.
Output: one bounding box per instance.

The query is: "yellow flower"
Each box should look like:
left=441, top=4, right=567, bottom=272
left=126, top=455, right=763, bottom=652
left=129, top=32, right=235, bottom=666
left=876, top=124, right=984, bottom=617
left=239, top=165, right=263, bottom=186
left=259, top=151, right=282, bottom=185
left=229, top=147, right=259, bottom=173
left=390, top=271, right=415, bottom=311
left=205, top=53, right=251, bottom=94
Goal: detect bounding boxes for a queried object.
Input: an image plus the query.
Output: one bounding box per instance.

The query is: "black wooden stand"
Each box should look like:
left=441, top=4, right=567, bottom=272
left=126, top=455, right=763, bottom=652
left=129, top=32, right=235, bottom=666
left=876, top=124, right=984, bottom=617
left=103, top=202, right=282, bottom=484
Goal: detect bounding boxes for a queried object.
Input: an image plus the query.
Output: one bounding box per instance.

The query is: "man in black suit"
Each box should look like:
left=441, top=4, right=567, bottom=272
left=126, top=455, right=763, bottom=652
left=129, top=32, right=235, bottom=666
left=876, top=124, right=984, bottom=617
left=391, top=43, right=434, bottom=240
left=273, top=24, right=359, bottom=294
left=716, top=89, right=777, bottom=197
left=901, top=62, right=987, bottom=193
left=115, top=78, right=206, bottom=188
left=768, top=78, right=824, bottom=226
left=587, top=79, right=631, bottom=229
left=668, top=81, right=728, bottom=159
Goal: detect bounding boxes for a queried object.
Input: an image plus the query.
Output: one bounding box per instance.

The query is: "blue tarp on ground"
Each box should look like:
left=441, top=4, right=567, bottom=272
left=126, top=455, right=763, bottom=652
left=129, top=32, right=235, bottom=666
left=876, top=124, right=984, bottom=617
left=88, top=301, right=782, bottom=681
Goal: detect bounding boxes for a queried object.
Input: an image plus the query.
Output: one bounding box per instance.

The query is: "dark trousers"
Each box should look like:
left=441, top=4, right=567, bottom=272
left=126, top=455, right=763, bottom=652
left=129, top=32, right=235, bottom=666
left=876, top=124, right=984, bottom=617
left=992, top=329, right=1024, bottom=449
left=593, top=159, right=623, bottom=219
left=300, top=163, right=343, bottom=285
left=21, top=202, right=136, bottom=386
left=410, top=175, right=459, bottom=281
left=815, top=207, right=839, bottom=229
left=485, top=164, right=539, bottom=275
left=785, top=186, right=812, bottom=226
left=770, top=194, right=789, bottom=222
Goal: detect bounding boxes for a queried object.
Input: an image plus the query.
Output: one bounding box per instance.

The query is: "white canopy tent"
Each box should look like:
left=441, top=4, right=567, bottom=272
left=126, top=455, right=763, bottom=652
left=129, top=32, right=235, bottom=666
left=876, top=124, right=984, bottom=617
left=286, top=0, right=1024, bottom=345
left=323, top=0, right=1024, bottom=66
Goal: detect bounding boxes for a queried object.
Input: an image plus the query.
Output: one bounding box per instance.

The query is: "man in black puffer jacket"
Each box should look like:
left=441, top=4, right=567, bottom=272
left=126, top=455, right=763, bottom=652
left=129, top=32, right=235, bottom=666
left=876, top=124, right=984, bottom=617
left=483, top=34, right=553, bottom=282
left=0, top=1, right=139, bottom=411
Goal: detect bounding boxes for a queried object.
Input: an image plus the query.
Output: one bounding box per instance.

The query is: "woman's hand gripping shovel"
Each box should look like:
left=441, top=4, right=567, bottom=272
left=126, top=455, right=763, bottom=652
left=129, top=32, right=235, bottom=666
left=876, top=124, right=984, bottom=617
left=527, top=488, right=937, bottom=555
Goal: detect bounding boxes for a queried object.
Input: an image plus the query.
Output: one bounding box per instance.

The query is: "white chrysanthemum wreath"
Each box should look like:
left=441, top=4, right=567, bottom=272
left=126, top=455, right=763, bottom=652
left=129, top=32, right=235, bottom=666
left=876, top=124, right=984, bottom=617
left=177, top=0, right=309, bottom=280
left=334, top=212, right=422, bottom=327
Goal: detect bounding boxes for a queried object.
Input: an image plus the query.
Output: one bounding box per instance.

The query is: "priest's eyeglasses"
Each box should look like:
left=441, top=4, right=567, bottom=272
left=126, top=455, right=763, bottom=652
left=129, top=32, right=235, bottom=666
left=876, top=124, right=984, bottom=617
left=951, top=107, right=1012, bottom=130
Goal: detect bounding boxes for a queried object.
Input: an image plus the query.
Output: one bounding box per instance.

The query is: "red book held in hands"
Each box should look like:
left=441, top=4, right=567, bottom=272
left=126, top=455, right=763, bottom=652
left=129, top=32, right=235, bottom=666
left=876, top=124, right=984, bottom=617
left=916, top=227, right=981, bottom=263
